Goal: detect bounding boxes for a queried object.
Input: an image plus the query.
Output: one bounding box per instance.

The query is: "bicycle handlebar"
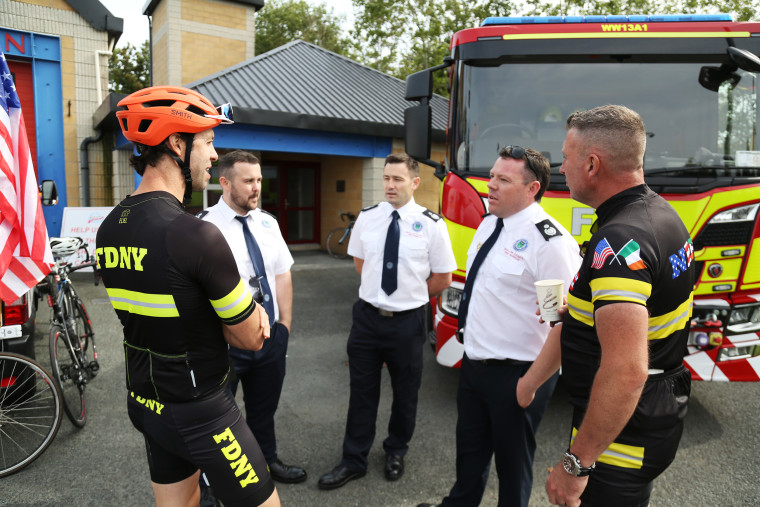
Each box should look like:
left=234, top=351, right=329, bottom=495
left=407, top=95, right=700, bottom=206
left=340, top=212, right=356, bottom=222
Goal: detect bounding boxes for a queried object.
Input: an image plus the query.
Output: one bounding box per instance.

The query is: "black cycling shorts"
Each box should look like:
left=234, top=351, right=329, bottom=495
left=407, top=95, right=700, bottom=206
left=574, top=365, right=691, bottom=507
left=127, top=387, right=275, bottom=506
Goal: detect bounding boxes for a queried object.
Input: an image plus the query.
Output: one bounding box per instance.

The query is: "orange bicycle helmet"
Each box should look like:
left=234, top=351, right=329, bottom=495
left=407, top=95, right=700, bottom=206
left=116, top=86, right=232, bottom=146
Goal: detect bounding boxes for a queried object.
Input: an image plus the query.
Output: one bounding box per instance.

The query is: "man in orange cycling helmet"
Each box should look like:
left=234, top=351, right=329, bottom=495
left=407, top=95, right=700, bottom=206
left=97, top=86, right=280, bottom=507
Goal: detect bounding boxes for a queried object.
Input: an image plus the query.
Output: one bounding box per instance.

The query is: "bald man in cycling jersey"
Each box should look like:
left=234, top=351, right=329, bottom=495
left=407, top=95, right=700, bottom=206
left=97, top=86, right=280, bottom=507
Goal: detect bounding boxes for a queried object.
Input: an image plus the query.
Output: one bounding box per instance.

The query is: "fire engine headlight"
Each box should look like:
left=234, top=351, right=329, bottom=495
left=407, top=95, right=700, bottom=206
left=709, top=203, right=759, bottom=223
left=718, top=343, right=760, bottom=361
left=727, top=304, right=760, bottom=333
left=440, top=283, right=464, bottom=318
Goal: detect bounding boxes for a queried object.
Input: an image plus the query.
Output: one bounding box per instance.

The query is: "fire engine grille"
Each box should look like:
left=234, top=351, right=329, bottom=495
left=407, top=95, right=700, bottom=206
left=692, top=221, right=755, bottom=250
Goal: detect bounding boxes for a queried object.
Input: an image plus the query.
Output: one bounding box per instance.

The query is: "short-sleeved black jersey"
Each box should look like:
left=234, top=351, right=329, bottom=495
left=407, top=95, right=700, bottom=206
left=96, top=191, right=255, bottom=402
left=561, top=185, right=696, bottom=407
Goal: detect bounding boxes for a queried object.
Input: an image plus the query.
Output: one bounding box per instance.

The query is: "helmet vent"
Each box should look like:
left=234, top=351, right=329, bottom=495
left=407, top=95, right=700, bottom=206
left=187, top=104, right=206, bottom=116
left=144, top=100, right=175, bottom=108
left=120, top=118, right=128, bottom=131
left=138, top=119, right=152, bottom=132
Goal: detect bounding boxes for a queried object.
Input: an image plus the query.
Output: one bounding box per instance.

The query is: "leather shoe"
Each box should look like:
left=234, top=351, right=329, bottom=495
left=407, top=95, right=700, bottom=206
left=318, top=464, right=366, bottom=490
left=268, top=458, right=307, bottom=484
left=384, top=453, right=404, bottom=481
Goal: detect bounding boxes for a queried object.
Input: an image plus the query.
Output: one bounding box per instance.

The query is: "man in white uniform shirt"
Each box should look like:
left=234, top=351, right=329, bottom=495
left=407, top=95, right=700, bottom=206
left=418, top=146, right=581, bottom=507
left=200, top=150, right=306, bottom=495
left=318, top=153, right=457, bottom=490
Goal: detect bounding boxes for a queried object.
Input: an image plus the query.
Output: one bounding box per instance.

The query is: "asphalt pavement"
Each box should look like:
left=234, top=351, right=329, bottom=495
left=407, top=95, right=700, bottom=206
left=2, top=249, right=759, bottom=506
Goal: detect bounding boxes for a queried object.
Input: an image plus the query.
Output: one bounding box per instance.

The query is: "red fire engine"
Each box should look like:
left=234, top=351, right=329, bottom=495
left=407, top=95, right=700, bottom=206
left=404, top=14, right=760, bottom=381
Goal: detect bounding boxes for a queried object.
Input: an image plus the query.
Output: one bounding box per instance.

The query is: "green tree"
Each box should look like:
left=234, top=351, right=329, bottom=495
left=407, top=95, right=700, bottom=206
left=352, top=0, right=515, bottom=96
left=108, top=41, right=150, bottom=94
left=255, top=0, right=352, bottom=55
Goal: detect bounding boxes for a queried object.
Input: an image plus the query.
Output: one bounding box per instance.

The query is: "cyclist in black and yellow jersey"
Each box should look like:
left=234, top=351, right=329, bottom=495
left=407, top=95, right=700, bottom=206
left=518, top=105, right=695, bottom=507
left=97, top=86, right=280, bottom=507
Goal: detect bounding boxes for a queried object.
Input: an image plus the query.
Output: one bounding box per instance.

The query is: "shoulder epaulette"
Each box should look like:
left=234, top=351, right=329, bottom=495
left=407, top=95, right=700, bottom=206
left=481, top=212, right=491, bottom=219
left=423, top=209, right=442, bottom=222
left=361, top=204, right=379, bottom=213
left=535, top=218, right=563, bottom=241
left=196, top=210, right=209, bottom=219
left=260, top=208, right=277, bottom=220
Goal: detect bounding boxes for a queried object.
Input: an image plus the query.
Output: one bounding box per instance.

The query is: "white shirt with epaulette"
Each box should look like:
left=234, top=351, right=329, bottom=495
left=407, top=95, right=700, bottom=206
left=464, top=202, right=581, bottom=362
left=347, top=198, right=457, bottom=312
left=201, top=198, right=294, bottom=322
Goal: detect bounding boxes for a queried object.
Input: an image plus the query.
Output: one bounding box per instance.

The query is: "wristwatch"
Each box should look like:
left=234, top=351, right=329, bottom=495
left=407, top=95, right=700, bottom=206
left=562, top=449, right=595, bottom=477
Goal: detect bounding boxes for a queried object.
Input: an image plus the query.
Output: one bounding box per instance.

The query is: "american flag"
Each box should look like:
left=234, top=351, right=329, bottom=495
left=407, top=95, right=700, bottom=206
left=0, top=51, right=52, bottom=304
left=590, top=237, right=614, bottom=269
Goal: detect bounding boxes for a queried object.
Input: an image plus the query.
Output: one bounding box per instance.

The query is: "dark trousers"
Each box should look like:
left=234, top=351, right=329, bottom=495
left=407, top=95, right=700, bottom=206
left=340, top=300, right=425, bottom=472
left=228, top=321, right=290, bottom=464
left=442, top=355, right=558, bottom=507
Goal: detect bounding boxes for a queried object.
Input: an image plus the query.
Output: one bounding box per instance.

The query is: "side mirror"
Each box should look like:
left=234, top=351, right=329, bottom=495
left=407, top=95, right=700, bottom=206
left=404, top=104, right=432, bottom=160
left=40, top=180, right=58, bottom=206
left=405, top=69, right=434, bottom=101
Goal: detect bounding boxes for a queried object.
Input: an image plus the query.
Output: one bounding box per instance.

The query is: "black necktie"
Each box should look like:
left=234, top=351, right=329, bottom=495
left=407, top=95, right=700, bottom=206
left=381, top=210, right=400, bottom=295
left=234, top=215, right=275, bottom=322
left=458, top=218, right=504, bottom=340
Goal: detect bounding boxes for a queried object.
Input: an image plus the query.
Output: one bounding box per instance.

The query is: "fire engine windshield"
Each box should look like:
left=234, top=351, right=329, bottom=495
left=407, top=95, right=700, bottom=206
left=453, top=62, right=759, bottom=175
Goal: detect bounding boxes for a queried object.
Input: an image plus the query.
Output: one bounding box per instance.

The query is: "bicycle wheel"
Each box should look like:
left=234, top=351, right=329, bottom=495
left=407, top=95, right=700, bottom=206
left=326, top=227, right=350, bottom=259
left=0, top=352, right=62, bottom=477
left=49, top=324, right=87, bottom=428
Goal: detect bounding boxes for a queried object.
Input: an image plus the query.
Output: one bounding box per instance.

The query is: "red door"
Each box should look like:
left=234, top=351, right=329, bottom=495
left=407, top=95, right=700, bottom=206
left=6, top=59, right=38, bottom=177
left=260, top=162, right=320, bottom=244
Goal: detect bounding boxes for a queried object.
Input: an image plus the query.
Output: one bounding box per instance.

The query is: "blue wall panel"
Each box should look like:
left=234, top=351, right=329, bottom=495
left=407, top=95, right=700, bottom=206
left=1, top=28, right=64, bottom=235
left=116, top=123, right=393, bottom=159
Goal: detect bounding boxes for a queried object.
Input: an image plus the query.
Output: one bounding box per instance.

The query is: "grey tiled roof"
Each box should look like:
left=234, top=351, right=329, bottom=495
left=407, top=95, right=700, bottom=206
left=186, top=40, right=447, bottom=139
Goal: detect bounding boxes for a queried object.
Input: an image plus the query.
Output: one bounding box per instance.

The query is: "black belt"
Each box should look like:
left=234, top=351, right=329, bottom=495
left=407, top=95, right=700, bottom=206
left=361, top=300, right=422, bottom=317
left=465, top=354, right=531, bottom=367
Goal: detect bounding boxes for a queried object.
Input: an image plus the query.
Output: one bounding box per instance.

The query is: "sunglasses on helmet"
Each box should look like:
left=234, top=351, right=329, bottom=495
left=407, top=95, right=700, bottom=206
left=205, top=103, right=234, bottom=124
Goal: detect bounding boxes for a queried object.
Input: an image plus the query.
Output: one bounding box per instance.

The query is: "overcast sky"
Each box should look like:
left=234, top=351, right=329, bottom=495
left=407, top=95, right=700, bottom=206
left=99, top=0, right=356, bottom=49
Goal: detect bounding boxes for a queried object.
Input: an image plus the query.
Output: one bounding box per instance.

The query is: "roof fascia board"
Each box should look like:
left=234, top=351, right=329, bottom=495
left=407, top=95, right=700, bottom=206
left=64, top=0, right=123, bottom=36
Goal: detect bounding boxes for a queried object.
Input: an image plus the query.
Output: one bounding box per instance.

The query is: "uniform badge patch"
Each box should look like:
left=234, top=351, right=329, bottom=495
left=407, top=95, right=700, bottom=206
left=262, top=219, right=272, bottom=228
left=413, top=221, right=423, bottom=232
left=535, top=219, right=562, bottom=241
left=514, top=239, right=528, bottom=251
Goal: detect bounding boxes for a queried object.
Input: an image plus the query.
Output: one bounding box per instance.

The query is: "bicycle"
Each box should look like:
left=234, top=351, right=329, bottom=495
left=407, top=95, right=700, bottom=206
left=39, top=237, right=100, bottom=428
left=0, top=351, right=63, bottom=477
left=326, top=211, right=356, bottom=259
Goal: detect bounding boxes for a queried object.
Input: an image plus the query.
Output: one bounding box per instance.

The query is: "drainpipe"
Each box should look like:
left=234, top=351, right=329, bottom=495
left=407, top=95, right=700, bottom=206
left=80, top=130, right=103, bottom=207
left=148, top=15, right=153, bottom=86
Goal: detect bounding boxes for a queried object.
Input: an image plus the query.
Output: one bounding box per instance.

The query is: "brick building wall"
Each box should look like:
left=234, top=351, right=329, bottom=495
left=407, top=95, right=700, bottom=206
left=149, top=0, right=256, bottom=86
left=1, top=0, right=115, bottom=207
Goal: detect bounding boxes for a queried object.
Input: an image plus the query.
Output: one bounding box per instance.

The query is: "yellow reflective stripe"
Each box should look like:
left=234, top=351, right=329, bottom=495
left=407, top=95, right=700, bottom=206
left=648, top=292, right=694, bottom=340
left=107, top=288, right=179, bottom=317
left=571, top=427, right=645, bottom=469
left=590, top=277, right=651, bottom=305
left=502, top=31, right=750, bottom=41
left=210, top=279, right=253, bottom=320
left=567, top=293, right=594, bottom=327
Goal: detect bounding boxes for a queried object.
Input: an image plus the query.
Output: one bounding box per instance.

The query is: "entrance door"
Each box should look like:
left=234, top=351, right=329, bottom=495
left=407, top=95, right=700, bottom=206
left=6, top=59, right=38, bottom=177
left=262, top=162, right=320, bottom=244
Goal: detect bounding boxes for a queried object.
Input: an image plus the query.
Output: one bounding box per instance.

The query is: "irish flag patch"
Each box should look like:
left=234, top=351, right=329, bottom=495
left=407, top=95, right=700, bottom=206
left=616, top=239, right=646, bottom=270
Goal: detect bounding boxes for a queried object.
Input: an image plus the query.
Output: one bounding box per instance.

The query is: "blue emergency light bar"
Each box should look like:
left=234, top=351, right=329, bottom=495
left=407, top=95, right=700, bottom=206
left=482, top=13, right=733, bottom=26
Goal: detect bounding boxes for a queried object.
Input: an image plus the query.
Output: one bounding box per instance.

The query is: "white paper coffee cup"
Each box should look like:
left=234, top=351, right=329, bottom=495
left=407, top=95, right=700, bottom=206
left=535, top=279, right=564, bottom=322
